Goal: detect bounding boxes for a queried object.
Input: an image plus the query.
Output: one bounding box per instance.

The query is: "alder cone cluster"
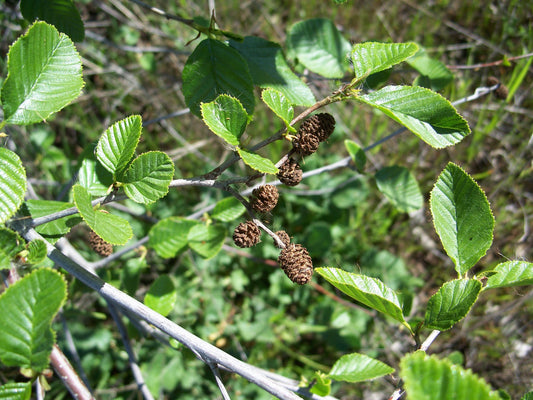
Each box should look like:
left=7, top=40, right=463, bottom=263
left=233, top=221, right=261, bottom=248
left=88, top=231, right=113, bottom=257
left=274, top=230, right=291, bottom=249
left=278, top=243, right=313, bottom=285
left=277, top=158, right=302, bottom=186
left=251, top=184, right=279, bottom=213
left=293, top=113, right=336, bottom=156
left=487, top=76, right=509, bottom=100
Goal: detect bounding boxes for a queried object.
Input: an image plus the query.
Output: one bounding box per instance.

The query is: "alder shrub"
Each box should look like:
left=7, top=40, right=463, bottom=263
left=0, top=7, right=532, bottom=400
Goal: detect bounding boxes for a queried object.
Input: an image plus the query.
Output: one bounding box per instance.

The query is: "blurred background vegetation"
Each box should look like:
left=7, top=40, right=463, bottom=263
left=1, top=0, right=532, bottom=398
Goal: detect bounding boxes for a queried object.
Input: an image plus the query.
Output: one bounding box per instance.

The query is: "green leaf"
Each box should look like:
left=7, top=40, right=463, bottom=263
left=344, top=140, right=366, bottom=172
left=407, top=49, right=454, bottom=91
left=424, top=279, right=482, bottom=331
left=187, top=224, right=226, bottom=259
left=0, top=228, right=25, bottom=269
left=211, top=197, right=246, bottom=222
left=351, top=42, right=418, bottom=79
left=148, top=217, right=200, bottom=258
left=1, top=21, right=84, bottom=125
left=430, top=163, right=494, bottom=276
left=182, top=39, right=255, bottom=118
left=328, top=352, right=395, bottom=382
left=309, top=371, right=331, bottom=396
left=200, top=95, right=248, bottom=146
left=26, top=240, right=47, bottom=264
left=237, top=148, right=279, bottom=174
left=400, top=351, right=501, bottom=400
left=78, top=144, right=114, bottom=196
left=0, top=382, right=32, bottom=400
left=0, top=268, right=67, bottom=371
left=261, top=89, right=294, bottom=126
left=23, top=200, right=82, bottom=243
left=72, top=185, right=132, bottom=245
left=144, top=275, right=177, bottom=317
left=521, top=392, right=533, bottom=400
left=122, top=151, right=174, bottom=204
left=0, top=147, right=26, bottom=223
left=485, top=261, right=533, bottom=289
left=316, top=267, right=407, bottom=325
left=96, top=115, right=142, bottom=178
left=374, top=166, right=423, bottom=212
left=286, top=18, right=351, bottom=79
left=229, top=36, right=315, bottom=106
left=20, top=0, right=84, bottom=42
left=358, top=86, right=470, bottom=148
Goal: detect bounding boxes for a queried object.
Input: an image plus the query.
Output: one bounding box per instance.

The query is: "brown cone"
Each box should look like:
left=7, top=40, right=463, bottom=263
left=487, top=76, right=509, bottom=100
left=293, top=131, right=320, bottom=156
left=277, top=158, right=303, bottom=186
left=274, top=230, right=291, bottom=249
left=278, top=243, right=313, bottom=284
left=251, top=185, right=279, bottom=213
left=233, top=221, right=261, bottom=248
left=89, top=231, right=113, bottom=257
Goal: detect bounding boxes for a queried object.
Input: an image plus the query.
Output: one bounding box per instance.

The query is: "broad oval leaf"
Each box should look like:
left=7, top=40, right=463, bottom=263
left=329, top=352, right=395, bottom=383
left=182, top=39, right=255, bottom=117
left=201, top=95, right=248, bottom=146
left=122, top=151, right=174, bottom=204
left=187, top=224, right=226, bottom=259
left=407, top=49, right=454, bottom=91
left=96, top=115, right=142, bottom=178
left=78, top=144, right=114, bottom=196
left=286, top=18, right=351, bottom=78
left=485, top=261, right=533, bottom=289
left=0, top=268, right=67, bottom=371
left=0, top=382, right=32, bottom=400
left=351, top=42, right=418, bottom=79
left=430, top=163, right=494, bottom=275
left=229, top=36, right=315, bottom=106
left=358, top=85, right=470, bottom=148
left=424, top=279, right=482, bottom=331
left=148, top=217, right=200, bottom=258
left=344, top=140, right=366, bottom=172
left=316, top=267, right=406, bottom=325
left=212, top=197, right=246, bottom=222
left=144, top=275, right=177, bottom=317
left=0, top=148, right=26, bottom=223
left=72, top=184, right=132, bottom=245
left=20, top=0, right=85, bottom=42
left=261, top=89, right=294, bottom=125
left=23, top=200, right=81, bottom=243
left=1, top=21, right=84, bottom=125
left=400, top=352, right=502, bottom=400
left=375, top=165, right=423, bottom=212
left=237, top=148, right=278, bottom=174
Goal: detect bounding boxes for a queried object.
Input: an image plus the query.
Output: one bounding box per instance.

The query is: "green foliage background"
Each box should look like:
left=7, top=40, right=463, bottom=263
left=1, top=0, right=532, bottom=398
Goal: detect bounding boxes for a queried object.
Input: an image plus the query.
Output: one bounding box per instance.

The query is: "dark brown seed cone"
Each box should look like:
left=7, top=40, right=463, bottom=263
left=233, top=221, right=261, bottom=248
left=274, top=230, right=291, bottom=248
left=251, top=184, right=279, bottom=213
left=487, top=76, right=509, bottom=100
left=278, top=243, right=313, bottom=285
left=277, top=158, right=303, bottom=186
left=88, top=231, right=113, bottom=257
left=297, top=113, right=336, bottom=143
left=293, top=131, right=320, bottom=156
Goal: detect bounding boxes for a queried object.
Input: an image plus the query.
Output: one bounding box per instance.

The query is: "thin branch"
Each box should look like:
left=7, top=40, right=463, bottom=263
left=420, top=330, right=441, bottom=352
left=205, top=360, right=232, bottom=400
left=50, top=345, right=96, bottom=400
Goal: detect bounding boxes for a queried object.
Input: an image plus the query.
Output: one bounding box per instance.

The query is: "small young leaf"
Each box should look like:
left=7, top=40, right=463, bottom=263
left=211, top=197, right=246, bottom=222
left=407, top=49, right=454, bottom=91
left=0, top=147, right=26, bottom=223
left=329, top=353, right=394, bottom=383
left=424, top=279, right=482, bottom=331
left=96, top=115, right=142, bottom=178
left=0, top=268, right=67, bottom=371
left=0, top=228, right=25, bottom=263
left=316, top=267, right=407, bottom=325
left=261, top=89, right=294, bottom=125
left=374, top=166, right=423, bottom=213
left=430, top=163, right=494, bottom=276
left=182, top=39, right=255, bottom=117
left=229, top=36, right=315, bottom=106
left=200, top=95, right=249, bottom=146
left=122, top=151, right=174, bottom=204
left=0, top=382, right=32, bottom=400
left=358, top=85, right=470, bottom=148
left=20, top=0, right=85, bottom=42
left=400, top=351, right=502, bottom=400
left=485, top=261, right=533, bottom=289
left=72, top=185, right=132, bottom=245
left=148, top=217, right=200, bottom=258
left=237, top=148, right=279, bottom=174
left=309, top=371, right=331, bottom=396
left=144, top=275, right=177, bottom=317
left=187, top=224, right=226, bottom=259
left=23, top=200, right=82, bottom=243
left=1, top=22, right=84, bottom=125
left=351, top=42, right=418, bottom=79
left=344, top=140, right=366, bottom=172
left=286, top=18, right=352, bottom=78
left=26, top=240, right=47, bottom=264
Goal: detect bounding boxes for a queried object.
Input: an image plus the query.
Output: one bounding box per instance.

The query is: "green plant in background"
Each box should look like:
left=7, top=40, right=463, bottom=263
left=0, top=2, right=532, bottom=400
